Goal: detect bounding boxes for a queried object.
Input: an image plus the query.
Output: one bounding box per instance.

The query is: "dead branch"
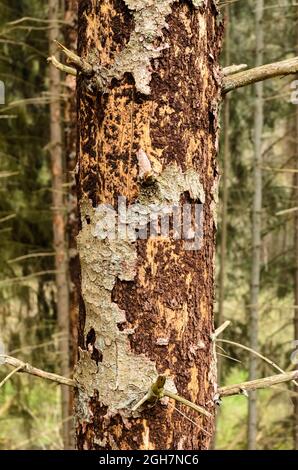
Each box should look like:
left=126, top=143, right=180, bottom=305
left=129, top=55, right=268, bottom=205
left=222, top=64, right=248, bottom=76
left=217, top=338, right=298, bottom=387
left=54, top=41, right=93, bottom=75
left=3, top=355, right=296, bottom=406
left=132, top=375, right=212, bottom=418
left=223, top=56, right=298, bottom=93
left=47, top=56, right=76, bottom=76
left=218, top=370, right=298, bottom=397
left=0, top=355, right=75, bottom=388
left=0, top=365, right=23, bottom=388
left=164, top=389, right=212, bottom=418
left=211, top=320, right=231, bottom=340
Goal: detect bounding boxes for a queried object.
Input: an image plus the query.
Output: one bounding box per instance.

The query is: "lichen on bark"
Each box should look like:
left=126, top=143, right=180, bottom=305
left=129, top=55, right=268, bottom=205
left=106, top=0, right=207, bottom=94
left=139, top=163, right=205, bottom=205
left=74, top=163, right=205, bottom=413
left=74, top=199, right=159, bottom=411
left=106, top=0, right=175, bottom=94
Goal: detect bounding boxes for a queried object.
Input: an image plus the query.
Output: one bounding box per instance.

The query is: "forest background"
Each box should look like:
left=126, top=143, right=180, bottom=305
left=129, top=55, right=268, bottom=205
left=0, top=0, right=298, bottom=450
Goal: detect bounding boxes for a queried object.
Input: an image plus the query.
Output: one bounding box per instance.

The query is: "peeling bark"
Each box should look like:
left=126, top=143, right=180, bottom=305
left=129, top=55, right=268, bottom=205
left=75, top=0, right=223, bottom=450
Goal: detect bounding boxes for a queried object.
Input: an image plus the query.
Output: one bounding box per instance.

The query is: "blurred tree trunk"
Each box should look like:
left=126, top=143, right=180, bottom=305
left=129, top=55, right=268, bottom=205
left=214, top=4, right=230, bottom=449
left=63, top=0, right=80, bottom=449
left=293, top=6, right=298, bottom=449
left=217, top=3, right=230, bottom=388
left=248, top=0, right=264, bottom=450
left=75, top=0, right=222, bottom=450
left=63, top=0, right=79, bottom=390
left=293, top=90, right=298, bottom=451
left=48, top=0, right=71, bottom=450
left=293, top=92, right=298, bottom=450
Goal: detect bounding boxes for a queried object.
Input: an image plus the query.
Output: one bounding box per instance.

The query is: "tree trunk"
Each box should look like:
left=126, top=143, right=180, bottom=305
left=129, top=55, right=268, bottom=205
left=293, top=6, right=298, bottom=449
left=64, top=0, right=79, bottom=387
left=48, top=0, right=71, bottom=450
left=293, top=89, right=298, bottom=451
left=75, top=0, right=222, bottom=450
left=248, top=0, right=264, bottom=451
left=214, top=4, right=230, bottom=449
left=217, top=3, right=230, bottom=388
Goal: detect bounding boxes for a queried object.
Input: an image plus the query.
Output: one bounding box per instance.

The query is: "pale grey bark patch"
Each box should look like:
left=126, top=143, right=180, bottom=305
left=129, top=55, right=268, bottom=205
left=75, top=200, right=158, bottom=411
left=74, top=165, right=205, bottom=415
left=85, top=1, right=212, bottom=95
left=139, top=164, right=205, bottom=205
left=106, top=0, right=176, bottom=94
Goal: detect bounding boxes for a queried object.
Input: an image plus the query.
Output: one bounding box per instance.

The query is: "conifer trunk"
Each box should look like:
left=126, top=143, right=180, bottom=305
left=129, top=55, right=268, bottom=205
left=293, top=92, right=298, bottom=451
left=217, top=3, right=230, bottom=387
left=48, top=0, right=71, bottom=449
left=75, top=0, right=222, bottom=450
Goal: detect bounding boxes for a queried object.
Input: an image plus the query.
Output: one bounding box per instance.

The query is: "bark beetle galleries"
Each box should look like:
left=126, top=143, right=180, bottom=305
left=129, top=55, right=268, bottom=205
left=76, top=0, right=223, bottom=450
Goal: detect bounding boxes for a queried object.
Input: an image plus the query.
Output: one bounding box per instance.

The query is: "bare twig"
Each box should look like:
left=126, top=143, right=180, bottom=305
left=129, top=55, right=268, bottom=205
left=276, top=206, right=298, bottom=216
left=47, top=56, right=76, bottom=76
left=217, top=338, right=298, bottom=387
left=132, top=376, right=166, bottom=411
left=0, top=365, right=24, bottom=388
left=218, top=371, right=298, bottom=397
left=0, top=171, right=19, bottom=179
left=211, top=320, right=231, bottom=340
left=0, top=214, right=16, bottom=224
left=8, top=252, right=55, bottom=264
left=54, top=41, right=93, bottom=75
left=132, top=375, right=211, bottom=418
left=168, top=401, right=212, bottom=436
left=217, top=351, right=242, bottom=364
left=222, top=64, right=248, bottom=76
left=8, top=17, right=69, bottom=26
left=0, top=355, right=75, bottom=388
left=164, top=390, right=212, bottom=418
left=223, top=56, right=298, bottom=93
left=0, top=270, right=59, bottom=286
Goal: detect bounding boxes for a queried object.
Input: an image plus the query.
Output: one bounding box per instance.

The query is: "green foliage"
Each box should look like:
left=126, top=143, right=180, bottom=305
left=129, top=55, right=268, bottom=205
left=217, top=0, right=297, bottom=449
left=0, top=0, right=60, bottom=449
